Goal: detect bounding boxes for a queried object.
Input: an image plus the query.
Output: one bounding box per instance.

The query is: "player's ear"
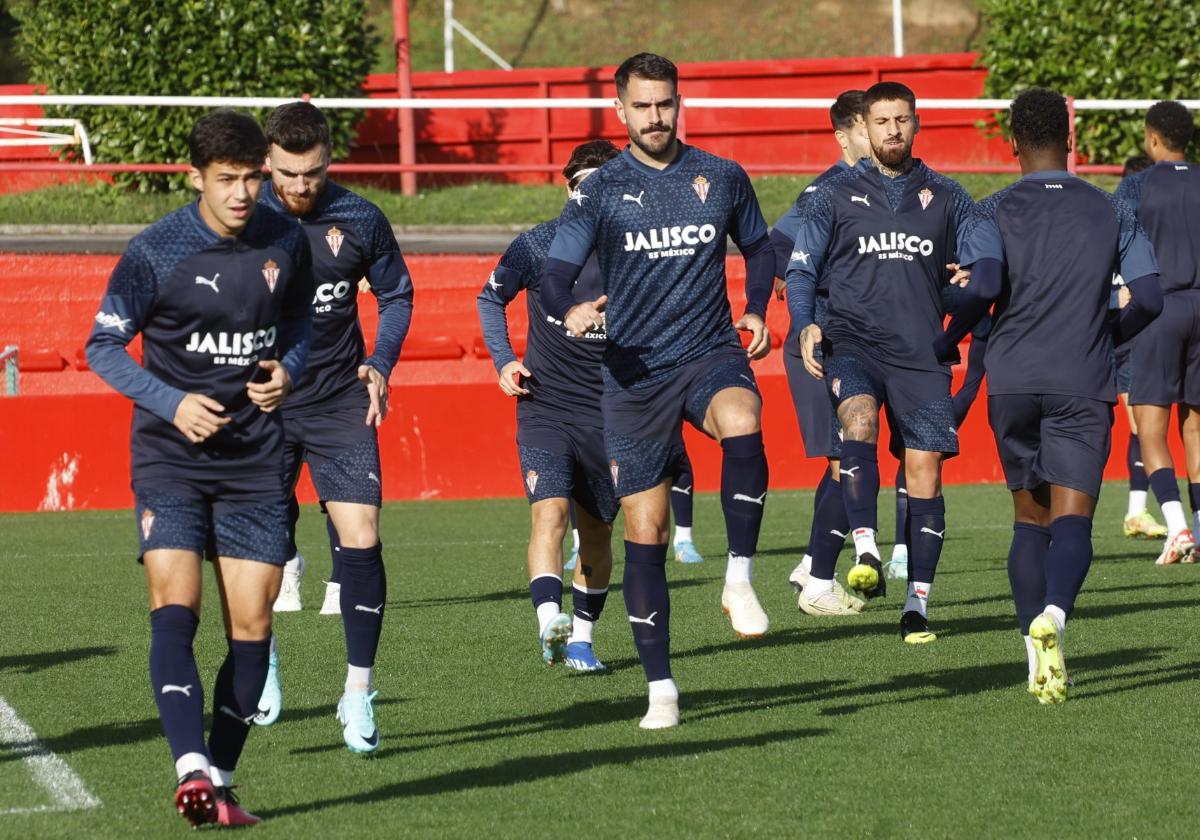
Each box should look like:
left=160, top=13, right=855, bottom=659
left=912, top=112, right=920, bottom=135
left=614, top=97, right=628, bottom=126
left=1010, top=136, right=1020, bottom=159
left=188, top=166, right=204, bottom=192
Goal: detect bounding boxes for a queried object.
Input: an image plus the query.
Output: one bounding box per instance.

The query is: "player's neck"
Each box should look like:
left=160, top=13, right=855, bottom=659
left=1019, top=151, right=1069, bottom=175
left=628, top=140, right=681, bottom=170
left=1151, top=150, right=1186, bottom=163
left=876, top=158, right=913, bottom=179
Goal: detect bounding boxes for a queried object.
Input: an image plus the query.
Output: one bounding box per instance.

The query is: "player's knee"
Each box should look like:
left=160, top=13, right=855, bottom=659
left=530, top=499, right=570, bottom=539
left=336, top=524, right=380, bottom=549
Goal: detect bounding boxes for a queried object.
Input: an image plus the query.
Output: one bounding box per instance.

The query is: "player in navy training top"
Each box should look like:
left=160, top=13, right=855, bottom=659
left=945, top=88, right=1162, bottom=704
left=476, top=140, right=621, bottom=673
left=1111, top=155, right=1168, bottom=542
left=1114, top=101, right=1200, bottom=565
left=772, top=89, right=871, bottom=617
left=786, top=81, right=973, bottom=645
left=253, top=102, right=414, bottom=755
left=540, top=53, right=777, bottom=730
left=85, top=110, right=314, bottom=828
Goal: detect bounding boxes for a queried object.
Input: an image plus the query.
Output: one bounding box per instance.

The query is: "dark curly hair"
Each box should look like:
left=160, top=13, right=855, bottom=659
left=189, top=109, right=267, bottom=170
left=1010, top=87, right=1069, bottom=153
left=614, top=53, right=678, bottom=96
left=265, top=101, right=331, bottom=153
left=1146, top=100, right=1195, bottom=153
left=863, top=81, right=916, bottom=113
left=562, top=139, right=620, bottom=189
left=830, top=90, right=866, bottom=132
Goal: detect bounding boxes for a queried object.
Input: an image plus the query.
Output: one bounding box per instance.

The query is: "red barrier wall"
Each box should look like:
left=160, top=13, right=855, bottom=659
left=0, top=251, right=1161, bottom=513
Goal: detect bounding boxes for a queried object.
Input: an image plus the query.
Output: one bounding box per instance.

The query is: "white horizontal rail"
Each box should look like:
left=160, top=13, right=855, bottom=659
left=0, top=117, right=93, bottom=163
left=0, top=94, right=1195, bottom=110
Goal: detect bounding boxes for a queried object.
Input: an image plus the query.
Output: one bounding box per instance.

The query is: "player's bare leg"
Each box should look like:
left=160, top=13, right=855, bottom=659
left=899, top=449, right=944, bottom=643
left=704, top=386, right=770, bottom=637
left=1178, top=404, right=1200, bottom=540
left=528, top=497, right=573, bottom=664
left=565, top=505, right=614, bottom=671
left=621, top=480, right=678, bottom=728
left=1133, top=404, right=1194, bottom=563
left=837, top=394, right=886, bottom=597
left=1120, top=394, right=1164, bottom=537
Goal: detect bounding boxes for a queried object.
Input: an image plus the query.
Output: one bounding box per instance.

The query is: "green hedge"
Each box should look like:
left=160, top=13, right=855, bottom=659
left=978, top=0, right=1199, bottom=164
left=11, top=0, right=376, bottom=190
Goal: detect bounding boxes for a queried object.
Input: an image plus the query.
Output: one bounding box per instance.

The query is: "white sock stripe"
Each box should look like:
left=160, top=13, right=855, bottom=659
left=572, top=585, right=609, bottom=595
left=0, top=695, right=100, bottom=811
left=529, top=572, right=561, bottom=584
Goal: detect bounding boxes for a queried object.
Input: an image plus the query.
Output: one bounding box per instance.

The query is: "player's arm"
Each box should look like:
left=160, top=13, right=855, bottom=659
left=952, top=318, right=990, bottom=426
left=540, top=205, right=604, bottom=337
left=936, top=198, right=1003, bottom=364
left=476, top=252, right=531, bottom=397
left=784, top=194, right=832, bottom=378
left=769, top=203, right=803, bottom=298
left=250, top=238, right=314, bottom=413
left=1112, top=208, right=1163, bottom=345
left=354, top=220, right=415, bottom=426
left=728, top=166, right=773, bottom=359
left=85, top=244, right=227, bottom=443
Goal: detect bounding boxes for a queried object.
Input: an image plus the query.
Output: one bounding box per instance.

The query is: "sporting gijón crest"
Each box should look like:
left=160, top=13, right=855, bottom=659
left=262, top=259, right=280, bottom=293
left=325, top=225, right=344, bottom=257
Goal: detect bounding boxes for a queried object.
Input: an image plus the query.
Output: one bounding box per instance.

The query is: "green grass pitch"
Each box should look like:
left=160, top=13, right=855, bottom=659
left=2, top=482, right=1198, bottom=837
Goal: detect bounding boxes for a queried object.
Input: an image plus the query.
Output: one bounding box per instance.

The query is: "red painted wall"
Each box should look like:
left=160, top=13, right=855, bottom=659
left=0, top=251, right=1156, bottom=513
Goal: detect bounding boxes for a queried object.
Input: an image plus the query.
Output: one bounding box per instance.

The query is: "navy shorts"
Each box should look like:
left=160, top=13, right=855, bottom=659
left=605, top=349, right=759, bottom=498
left=1114, top=341, right=1132, bottom=396
left=133, top=479, right=290, bottom=566
left=784, top=350, right=839, bottom=459
left=282, top=396, right=382, bottom=508
left=988, top=393, right=1113, bottom=498
left=1128, top=290, right=1200, bottom=406
left=824, top=350, right=958, bottom=456
left=517, top=419, right=619, bottom=523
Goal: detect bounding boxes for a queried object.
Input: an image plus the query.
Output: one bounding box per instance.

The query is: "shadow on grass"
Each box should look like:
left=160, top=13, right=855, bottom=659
left=395, top=577, right=711, bottom=609
left=262, top=725, right=830, bottom=816
left=0, top=646, right=117, bottom=674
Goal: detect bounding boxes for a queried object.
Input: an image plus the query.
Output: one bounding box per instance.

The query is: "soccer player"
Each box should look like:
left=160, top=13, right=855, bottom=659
left=540, top=53, right=776, bottom=729
left=476, top=139, right=620, bottom=673
left=254, top=101, right=414, bottom=753
left=85, top=110, right=313, bottom=826
left=771, top=89, right=872, bottom=616
left=787, top=81, right=973, bottom=644
left=944, top=87, right=1162, bottom=703
left=1114, top=103, right=1200, bottom=563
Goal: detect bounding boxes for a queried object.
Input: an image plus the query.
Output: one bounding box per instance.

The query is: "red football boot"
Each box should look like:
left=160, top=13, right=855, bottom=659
left=215, top=786, right=262, bottom=827
left=174, top=770, right=217, bottom=827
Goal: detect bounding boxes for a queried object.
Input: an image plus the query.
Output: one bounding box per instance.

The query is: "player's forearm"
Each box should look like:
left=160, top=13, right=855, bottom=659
left=1114, top=273, right=1164, bottom=345
left=365, top=294, right=413, bottom=379
left=936, top=258, right=1002, bottom=360
left=85, top=337, right=186, bottom=423
left=475, top=296, right=517, bottom=372
left=784, top=267, right=817, bottom=332
left=276, top=315, right=313, bottom=385
left=952, top=334, right=988, bottom=426
left=539, top=257, right=584, bottom=321
left=768, top=227, right=796, bottom=281
left=740, top=235, right=774, bottom=318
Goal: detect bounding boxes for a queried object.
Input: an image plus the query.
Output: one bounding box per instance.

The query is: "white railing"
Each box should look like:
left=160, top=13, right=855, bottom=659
left=0, top=118, right=94, bottom=163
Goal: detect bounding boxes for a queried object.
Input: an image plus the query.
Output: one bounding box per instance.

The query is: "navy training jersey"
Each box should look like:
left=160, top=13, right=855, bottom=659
left=477, top=220, right=606, bottom=426
left=260, top=180, right=414, bottom=416
left=1114, top=161, right=1200, bottom=293
left=959, top=171, right=1158, bottom=402
left=547, top=144, right=769, bottom=390
left=86, top=200, right=313, bottom=480
left=786, top=159, right=973, bottom=373
left=769, top=160, right=851, bottom=356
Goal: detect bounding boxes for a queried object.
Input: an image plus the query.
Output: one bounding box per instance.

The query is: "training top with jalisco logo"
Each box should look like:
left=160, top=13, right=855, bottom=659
left=786, top=158, right=974, bottom=373
left=260, top=180, right=414, bottom=417
left=86, top=200, right=313, bottom=480
left=546, top=144, right=769, bottom=391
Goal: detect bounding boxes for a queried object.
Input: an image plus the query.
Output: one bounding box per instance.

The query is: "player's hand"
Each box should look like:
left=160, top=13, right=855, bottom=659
left=498, top=360, right=531, bottom=397
left=947, top=262, right=970, bottom=287
left=564, top=295, right=607, bottom=337
left=773, top=277, right=787, bottom=300
left=1117, top=285, right=1132, bottom=308
left=932, top=333, right=962, bottom=365
left=737, top=313, right=771, bottom=360
left=247, top=360, right=292, bottom=413
left=173, top=393, right=229, bottom=444
left=358, top=363, right=389, bottom=427
left=357, top=276, right=371, bottom=294
left=800, top=323, right=824, bottom=379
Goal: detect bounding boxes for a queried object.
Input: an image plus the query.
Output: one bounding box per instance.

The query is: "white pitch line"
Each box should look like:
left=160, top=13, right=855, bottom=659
left=0, top=696, right=100, bottom=814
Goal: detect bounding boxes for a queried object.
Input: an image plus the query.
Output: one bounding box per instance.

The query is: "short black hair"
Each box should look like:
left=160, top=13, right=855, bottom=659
left=1146, top=100, right=1195, bottom=153
left=189, top=110, right=268, bottom=170
left=1123, top=154, right=1152, bottom=177
left=615, top=53, right=678, bottom=96
left=562, top=139, right=620, bottom=188
left=863, top=81, right=916, bottom=113
left=265, top=101, right=331, bottom=153
left=1009, top=87, right=1069, bottom=152
left=830, top=90, right=866, bottom=131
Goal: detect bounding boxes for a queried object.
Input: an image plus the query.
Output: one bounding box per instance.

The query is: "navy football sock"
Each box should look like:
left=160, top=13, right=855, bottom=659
left=670, top=457, right=695, bottom=529
left=1128, top=435, right=1148, bottom=492
left=207, top=637, right=271, bottom=775
left=572, top=585, right=609, bottom=625
left=1044, top=515, right=1094, bottom=618
left=529, top=574, right=563, bottom=610
left=149, top=605, right=208, bottom=766
left=720, top=432, right=768, bottom=557
left=1189, top=483, right=1200, bottom=515
left=623, top=541, right=671, bottom=682
left=810, top=474, right=849, bottom=580
left=339, top=544, right=387, bottom=668
left=286, top=496, right=301, bottom=558
left=326, top=516, right=343, bottom=584
left=839, top=440, right=880, bottom=535
left=905, top=496, right=946, bottom=584
left=1007, top=523, right=1051, bottom=634
left=805, top=467, right=833, bottom=557
left=894, top=465, right=909, bottom=546
left=1149, top=467, right=1181, bottom=505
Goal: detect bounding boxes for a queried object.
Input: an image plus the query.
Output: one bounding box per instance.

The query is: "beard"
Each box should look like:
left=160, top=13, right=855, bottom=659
left=872, top=138, right=912, bottom=170
left=278, top=190, right=320, bottom=216
left=629, top=122, right=677, bottom=158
